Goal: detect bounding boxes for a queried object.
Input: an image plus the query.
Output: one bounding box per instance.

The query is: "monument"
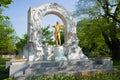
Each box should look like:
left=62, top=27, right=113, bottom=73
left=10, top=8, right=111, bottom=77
left=25, top=3, right=88, bottom=61
left=7, top=3, right=113, bottom=79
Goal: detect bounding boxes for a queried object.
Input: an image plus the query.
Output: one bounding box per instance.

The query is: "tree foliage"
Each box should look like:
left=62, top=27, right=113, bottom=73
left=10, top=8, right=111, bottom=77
left=15, top=34, right=27, bottom=54
left=0, top=0, right=13, bottom=8
left=76, top=0, right=120, bottom=60
left=0, top=0, right=13, bottom=21
left=77, top=19, right=110, bottom=56
left=0, top=25, right=16, bottom=54
left=0, top=0, right=17, bottom=54
left=41, top=25, right=55, bottom=45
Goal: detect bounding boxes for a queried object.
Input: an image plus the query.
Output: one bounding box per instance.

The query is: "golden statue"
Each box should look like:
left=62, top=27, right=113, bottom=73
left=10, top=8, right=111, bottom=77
left=53, top=21, right=64, bottom=46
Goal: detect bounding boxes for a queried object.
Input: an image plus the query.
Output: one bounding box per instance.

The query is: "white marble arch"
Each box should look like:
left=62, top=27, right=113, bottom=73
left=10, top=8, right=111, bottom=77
left=26, top=3, right=88, bottom=61
left=28, top=3, right=76, bottom=45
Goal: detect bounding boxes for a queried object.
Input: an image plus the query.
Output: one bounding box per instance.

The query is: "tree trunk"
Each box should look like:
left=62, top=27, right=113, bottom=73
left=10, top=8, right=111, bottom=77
left=111, top=38, right=120, bottom=60
left=102, top=30, right=120, bottom=60
left=112, top=46, right=120, bottom=61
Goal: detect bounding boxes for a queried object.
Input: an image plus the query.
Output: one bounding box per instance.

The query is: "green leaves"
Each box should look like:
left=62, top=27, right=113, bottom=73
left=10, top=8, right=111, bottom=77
left=0, top=0, right=16, bottom=55
left=15, top=34, right=27, bottom=54
left=77, top=19, right=110, bottom=56
left=41, top=25, right=55, bottom=45
left=76, top=0, right=120, bottom=59
left=0, top=26, right=16, bottom=54
left=0, top=0, right=13, bottom=8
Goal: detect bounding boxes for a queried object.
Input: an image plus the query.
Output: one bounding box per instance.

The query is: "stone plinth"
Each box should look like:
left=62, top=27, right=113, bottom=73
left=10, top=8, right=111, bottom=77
left=9, top=60, right=28, bottom=78
left=54, top=46, right=67, bottom=61
left=8, top=58, right=113, bottom=79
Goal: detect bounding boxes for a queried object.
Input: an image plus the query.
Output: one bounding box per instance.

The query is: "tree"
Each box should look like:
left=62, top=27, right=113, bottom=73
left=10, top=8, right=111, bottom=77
left=0, top=0, right=13, bottom=20
left=77, top=19, right=110, bottom=56
left=15, top=34, right=27, bottom=54
left=0, top=0, right=13, bottom=8
left=0, top=0, right=17, bottom=54
left=41, top=25, right=55, bottom=45
left=76, top=0, right=120, bottom=60
left=0, top=24, right=17, bottom=54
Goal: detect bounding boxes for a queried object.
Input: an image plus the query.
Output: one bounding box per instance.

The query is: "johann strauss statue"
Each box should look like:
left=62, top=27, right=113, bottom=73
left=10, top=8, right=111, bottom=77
left=52, top=21, right=64, bottom=46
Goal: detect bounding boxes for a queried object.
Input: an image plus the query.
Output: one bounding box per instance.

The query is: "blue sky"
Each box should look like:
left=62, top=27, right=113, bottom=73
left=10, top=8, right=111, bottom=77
left=3, top=0, right=78, bottom=38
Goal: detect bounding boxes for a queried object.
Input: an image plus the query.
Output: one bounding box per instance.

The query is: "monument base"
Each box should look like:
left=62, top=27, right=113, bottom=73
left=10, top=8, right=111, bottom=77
left=8, top=58, right=113, bottom=79
left=54, top=46, right=67, bottom=61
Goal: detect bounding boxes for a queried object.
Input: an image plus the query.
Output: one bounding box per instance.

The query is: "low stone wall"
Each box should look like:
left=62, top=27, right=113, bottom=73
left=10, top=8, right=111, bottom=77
left=8, top=58, right=113, bottom=80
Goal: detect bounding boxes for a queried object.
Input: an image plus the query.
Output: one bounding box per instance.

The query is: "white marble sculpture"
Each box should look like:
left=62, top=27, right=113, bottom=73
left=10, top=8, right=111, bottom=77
left=21, top=3, right=88, bottom=61
left=43, top=44, right=54, bottom=60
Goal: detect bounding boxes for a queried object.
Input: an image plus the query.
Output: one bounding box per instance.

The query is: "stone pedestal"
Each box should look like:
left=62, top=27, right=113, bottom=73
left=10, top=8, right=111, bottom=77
left=54, top=46, right=67, bottom=61
left=8, top=59, right=113, bottom=79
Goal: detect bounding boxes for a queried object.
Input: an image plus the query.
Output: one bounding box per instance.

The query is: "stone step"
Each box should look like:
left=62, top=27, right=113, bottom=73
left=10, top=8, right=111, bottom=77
left=29, top=60, right=94, bottom=68
left=44, top=69, right=106, bottom=75
left=38, top=64, right=104, bottom=72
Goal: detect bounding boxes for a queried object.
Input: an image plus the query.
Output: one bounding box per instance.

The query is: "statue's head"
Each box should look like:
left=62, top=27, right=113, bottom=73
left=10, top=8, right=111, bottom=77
left=56, top=21, right=60, bottom=25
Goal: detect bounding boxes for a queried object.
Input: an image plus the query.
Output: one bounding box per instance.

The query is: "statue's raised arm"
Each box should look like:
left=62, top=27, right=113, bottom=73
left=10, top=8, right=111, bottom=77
left=60, top=25, right=64, bottom=30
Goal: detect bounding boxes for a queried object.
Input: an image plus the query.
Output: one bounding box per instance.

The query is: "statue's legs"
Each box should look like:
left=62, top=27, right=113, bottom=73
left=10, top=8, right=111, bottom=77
left=58, top=33, right=61, bottom=45
left=54, top=33, right=58, bottom=46
left=54, top=33, right=61, bottom=46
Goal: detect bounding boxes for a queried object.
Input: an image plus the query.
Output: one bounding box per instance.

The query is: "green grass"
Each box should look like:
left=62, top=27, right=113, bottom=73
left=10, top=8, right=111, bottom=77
left=32, top=72, right=120, bottom=80
left=0, top=57, right=10, bottom=80
left=3, top=72, right=120, bottom=80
